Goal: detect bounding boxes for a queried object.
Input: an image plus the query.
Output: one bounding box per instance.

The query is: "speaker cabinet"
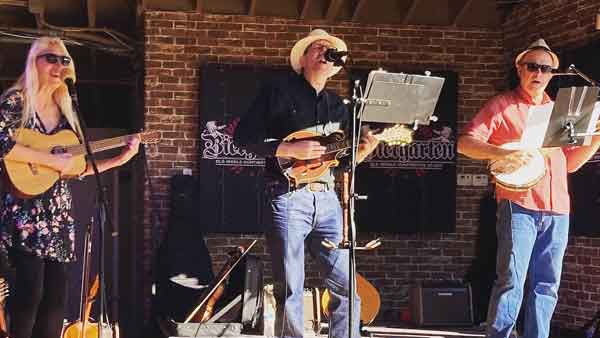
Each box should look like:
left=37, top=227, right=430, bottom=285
left=410, top=283, right=473, bottom=326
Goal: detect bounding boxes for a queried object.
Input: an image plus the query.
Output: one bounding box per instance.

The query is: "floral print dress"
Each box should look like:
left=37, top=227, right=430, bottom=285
left=0, top=90, right=76, bottom=263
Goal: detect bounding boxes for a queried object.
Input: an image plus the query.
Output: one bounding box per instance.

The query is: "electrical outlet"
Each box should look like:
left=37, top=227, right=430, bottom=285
left=182, top=168, right=192, bottom=176
left=457, top=174, right=472, bottom=186
left=473, top=174, right=489, bottom=186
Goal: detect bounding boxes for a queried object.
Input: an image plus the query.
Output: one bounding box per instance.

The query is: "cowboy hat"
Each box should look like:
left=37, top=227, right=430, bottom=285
left=515, top=38, right=559, bottom=69
left=290, top=29, right=347, bottom=78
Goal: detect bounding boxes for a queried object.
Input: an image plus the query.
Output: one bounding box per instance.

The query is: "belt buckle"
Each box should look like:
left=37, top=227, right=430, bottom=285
left=307, top=182, right=326, bottom=192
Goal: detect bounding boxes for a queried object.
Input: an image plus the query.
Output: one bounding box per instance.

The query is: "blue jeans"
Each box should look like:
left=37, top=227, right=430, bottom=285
left=266, top=185, right=361, bottom=338
left=487, top=200, right=569, bottom=338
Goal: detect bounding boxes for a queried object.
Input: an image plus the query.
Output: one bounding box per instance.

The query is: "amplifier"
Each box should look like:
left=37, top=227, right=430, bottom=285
left=410, top=283, right=473, bottom=326
left=262, top=286, right=322, bottom=336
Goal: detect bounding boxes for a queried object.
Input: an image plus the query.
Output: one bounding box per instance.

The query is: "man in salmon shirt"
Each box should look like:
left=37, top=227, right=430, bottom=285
left=458, top=39, right=600, bottom=338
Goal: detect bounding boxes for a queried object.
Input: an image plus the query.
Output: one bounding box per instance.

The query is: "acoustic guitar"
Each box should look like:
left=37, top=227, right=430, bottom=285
left=184, top=240, right=258, bottom=323
left=62, top=221, right=119, bottom=338
left=0, top=277, right=9, bottom=338
left=62, top=275, right=101, bottom=338
left=277, top=124, right=413, bottom=186
left=3, top=128, right=160, bottom=198
left=321, top=273, right=380, bottom=325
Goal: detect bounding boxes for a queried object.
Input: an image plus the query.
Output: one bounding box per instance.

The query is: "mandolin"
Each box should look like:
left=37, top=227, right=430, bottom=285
left=2, top=128, right=160, bottom=198
left=277, top=124, right=413, bottom=186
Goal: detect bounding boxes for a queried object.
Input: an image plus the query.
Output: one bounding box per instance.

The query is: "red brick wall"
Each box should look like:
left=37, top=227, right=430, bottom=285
left=501, top=0, right=600, bottom=330
left=142, top=12, right=506, bottom=324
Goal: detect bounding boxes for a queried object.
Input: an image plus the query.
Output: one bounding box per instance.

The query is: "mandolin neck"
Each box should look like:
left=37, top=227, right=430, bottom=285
left=325, top=131, right=387, bottom=154
left=325, top=139, right=351, bottom=154
left=65, top=134, right=136, bottom=156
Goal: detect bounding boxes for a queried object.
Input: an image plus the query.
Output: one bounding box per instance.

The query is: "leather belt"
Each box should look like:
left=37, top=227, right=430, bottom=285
left=297, top=182, right=329, bottom=192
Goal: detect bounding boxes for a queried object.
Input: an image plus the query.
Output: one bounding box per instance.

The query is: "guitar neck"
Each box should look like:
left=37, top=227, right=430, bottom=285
left=184, top=239, right=258, bottom=323
left=66, top=134, right=136, bottom=156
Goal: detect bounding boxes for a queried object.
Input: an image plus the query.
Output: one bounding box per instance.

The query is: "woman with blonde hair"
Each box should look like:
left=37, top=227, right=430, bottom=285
left=0, top=37, right=139, bottom=338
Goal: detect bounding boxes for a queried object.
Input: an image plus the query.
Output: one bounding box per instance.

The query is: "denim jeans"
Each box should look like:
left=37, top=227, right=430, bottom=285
left=266, top=185, right=361, bottom=338
left=487, top=200, right=569, bottom=338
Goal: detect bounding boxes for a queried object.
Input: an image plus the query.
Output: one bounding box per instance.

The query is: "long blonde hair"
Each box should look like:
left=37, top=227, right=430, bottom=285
left=4, top=37, right=83, bottom=139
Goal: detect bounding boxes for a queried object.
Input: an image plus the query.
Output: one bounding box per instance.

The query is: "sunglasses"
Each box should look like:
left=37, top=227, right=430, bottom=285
left=309, top=43, right=331, bottom=51
left=520, top=62, right=553, bottom=74
left=38, top=53, right=72, bottom=66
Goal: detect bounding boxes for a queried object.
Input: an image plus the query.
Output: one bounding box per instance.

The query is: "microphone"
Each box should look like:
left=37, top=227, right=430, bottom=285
left=553, top=64, right=599, bottom=86
left=324, top=48, right=348, bottom=66
left=61, top=68, right=76, bottom=92
left=568, top=64, right=599, bottom=86
left=552, top=64, right=578, bottom=76
left=60, top=68, right=79, bottom=106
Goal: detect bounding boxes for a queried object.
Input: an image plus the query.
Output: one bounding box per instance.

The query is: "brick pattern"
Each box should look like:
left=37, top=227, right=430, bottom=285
left=501, top=0, right=600, bottom=329
left=143, top=12, right=506, bottom=324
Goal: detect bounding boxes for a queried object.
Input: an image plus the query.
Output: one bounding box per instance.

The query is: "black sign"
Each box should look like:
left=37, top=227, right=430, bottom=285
left=198, top=64, right=457, bottom=233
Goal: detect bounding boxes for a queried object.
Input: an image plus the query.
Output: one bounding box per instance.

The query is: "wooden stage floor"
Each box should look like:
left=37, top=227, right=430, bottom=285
left=166, top=325, right=487, bottom=338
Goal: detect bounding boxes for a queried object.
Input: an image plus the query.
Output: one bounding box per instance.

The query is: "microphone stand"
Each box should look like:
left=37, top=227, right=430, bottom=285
left=569, top=64, right=599, bottom=87
left=321, top=54, right=381, bottom=338
left=553, top=64, right=600, bottom=87
left=65, top=79, right=112, bottom=338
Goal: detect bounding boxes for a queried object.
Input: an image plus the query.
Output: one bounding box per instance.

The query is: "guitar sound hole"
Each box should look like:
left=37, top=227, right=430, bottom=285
left=51, top=146, right=67, bottom=154
left=28, top=163, right=38, bottom=175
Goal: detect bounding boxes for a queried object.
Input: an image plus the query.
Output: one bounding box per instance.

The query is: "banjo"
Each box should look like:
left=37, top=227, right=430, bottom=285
left=490, top=142, right=546, bottom=191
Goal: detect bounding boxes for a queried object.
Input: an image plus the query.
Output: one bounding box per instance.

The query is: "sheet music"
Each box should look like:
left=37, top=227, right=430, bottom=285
left=520, top=102, right=554, bottom=148
left=359, top=70, right=444, bottom=124
left=543, top=86, right=600, bottom=147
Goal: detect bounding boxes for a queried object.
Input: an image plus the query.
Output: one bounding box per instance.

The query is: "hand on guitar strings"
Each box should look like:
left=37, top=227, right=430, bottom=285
left=276, top=140, right=326, bottom=160
left=49, top=152, right=77, bottom=176
left=489, top=149, right=537, bottom=175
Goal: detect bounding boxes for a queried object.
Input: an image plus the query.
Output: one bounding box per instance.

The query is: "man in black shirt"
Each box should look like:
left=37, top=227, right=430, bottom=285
left=235, top=29, right=378, bottom=338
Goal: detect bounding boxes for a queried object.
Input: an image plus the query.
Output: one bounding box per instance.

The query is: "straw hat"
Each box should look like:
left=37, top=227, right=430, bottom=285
left=515, top=38, right=559, bottom=69
left=290, top=29, right=347, bottom=77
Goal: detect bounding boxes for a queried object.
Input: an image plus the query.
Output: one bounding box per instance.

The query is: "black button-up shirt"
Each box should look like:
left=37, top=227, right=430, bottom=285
left=234, top=72, right=350, bottom=183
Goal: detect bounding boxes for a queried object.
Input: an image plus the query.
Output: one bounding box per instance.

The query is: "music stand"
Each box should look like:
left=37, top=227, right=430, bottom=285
left=359, top=69, right=445, bottom=126
left=542, top=86, right=600, bottom=147
left=328, top=69, right=444, bottom=338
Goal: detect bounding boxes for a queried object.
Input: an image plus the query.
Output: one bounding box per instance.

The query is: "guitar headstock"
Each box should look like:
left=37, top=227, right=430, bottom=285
left=138, top=130, right=161, bottom=144
left=375, top=124, right=413, bottom=146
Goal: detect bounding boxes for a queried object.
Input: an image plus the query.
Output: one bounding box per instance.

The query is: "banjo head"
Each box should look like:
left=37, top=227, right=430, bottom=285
left=491, top=142, right=546, bottom=191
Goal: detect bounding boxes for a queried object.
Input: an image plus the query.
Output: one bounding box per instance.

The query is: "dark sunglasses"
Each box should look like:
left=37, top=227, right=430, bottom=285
left=38, top=53, right=72, bottom=66
left=520, top=62, right=553, bottom=74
